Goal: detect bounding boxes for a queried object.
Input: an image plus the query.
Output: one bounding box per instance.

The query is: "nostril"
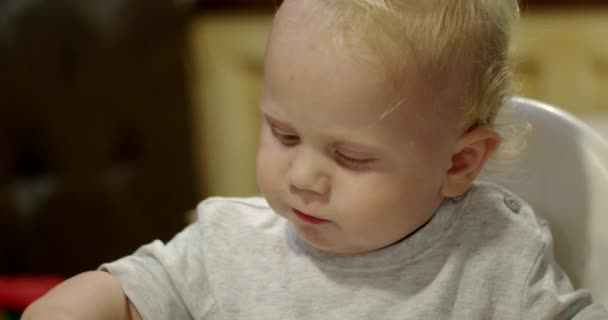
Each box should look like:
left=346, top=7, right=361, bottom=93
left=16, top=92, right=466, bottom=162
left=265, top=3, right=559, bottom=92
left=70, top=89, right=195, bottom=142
left=289, top=175, right=330, bottom=196
left=314, top=175, right=331, bottom=195
left=287, top=150, right=330, bottom=195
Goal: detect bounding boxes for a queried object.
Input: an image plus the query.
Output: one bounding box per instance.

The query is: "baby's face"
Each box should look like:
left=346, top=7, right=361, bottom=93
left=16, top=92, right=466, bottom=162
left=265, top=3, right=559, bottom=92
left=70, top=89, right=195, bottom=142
left=256, top=0, right=460, bottom=254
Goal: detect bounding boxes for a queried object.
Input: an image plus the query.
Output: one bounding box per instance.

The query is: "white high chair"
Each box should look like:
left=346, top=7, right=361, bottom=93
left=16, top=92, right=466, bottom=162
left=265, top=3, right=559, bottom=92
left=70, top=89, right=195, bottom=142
left=480, top=97, right=608, bottom=306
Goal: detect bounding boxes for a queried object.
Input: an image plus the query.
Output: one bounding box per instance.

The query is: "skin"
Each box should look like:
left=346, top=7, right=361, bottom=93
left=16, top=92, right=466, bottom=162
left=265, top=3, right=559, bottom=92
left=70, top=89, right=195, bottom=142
left=20, top=271, right=142, bottom=320
left=21, top=0, right=500, bottom=318
left=256, top=0, right=500, bottom=254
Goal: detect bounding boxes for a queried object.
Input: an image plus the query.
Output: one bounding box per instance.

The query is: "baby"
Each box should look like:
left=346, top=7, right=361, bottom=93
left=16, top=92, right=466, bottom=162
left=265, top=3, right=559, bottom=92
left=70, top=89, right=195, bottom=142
left=23, top=0, right=608, bottom=319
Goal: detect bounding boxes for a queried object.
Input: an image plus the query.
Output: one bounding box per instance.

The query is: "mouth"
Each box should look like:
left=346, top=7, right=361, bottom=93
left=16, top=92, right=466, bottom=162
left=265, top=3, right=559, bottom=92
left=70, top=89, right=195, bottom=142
left=292, top=209, right=330, bottom=225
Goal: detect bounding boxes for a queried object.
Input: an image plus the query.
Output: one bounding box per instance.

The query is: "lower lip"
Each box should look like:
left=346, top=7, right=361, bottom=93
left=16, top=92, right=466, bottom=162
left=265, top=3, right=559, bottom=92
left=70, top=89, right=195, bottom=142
left=293, top=209, right=330, bottom=225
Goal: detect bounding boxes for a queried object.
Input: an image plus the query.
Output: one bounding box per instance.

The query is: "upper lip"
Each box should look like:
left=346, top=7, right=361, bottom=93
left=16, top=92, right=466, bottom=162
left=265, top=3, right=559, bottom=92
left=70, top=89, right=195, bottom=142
left=294, top=208, right=315, bottom=217
left=293, top=208, right=329, bottom=222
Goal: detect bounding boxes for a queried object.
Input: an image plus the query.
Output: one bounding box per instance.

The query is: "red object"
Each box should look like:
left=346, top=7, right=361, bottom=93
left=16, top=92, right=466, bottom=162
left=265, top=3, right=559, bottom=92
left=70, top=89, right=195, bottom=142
left=293, top=209, right=331, bottom=225
left=0, top=275, right=64, bottom=310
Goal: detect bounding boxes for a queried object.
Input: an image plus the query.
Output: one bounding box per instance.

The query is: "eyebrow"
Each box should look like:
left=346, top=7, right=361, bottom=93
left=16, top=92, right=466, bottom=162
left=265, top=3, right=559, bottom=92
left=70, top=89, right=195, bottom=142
left=262, top=113, right=293, bottom=130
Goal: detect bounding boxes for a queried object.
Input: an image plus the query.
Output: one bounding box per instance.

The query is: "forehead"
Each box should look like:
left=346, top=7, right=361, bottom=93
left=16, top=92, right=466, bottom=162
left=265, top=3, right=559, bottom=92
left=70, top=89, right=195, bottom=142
left=265, top=2, right=407, bottom=127
left=263, top=0, right=461, bottom=145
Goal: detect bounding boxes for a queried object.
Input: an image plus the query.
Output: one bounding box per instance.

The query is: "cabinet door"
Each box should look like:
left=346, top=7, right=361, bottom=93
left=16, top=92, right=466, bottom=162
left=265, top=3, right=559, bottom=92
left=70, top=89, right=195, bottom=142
left=512, top=10, right=608, bottom=115
left=190, top=13, right=271, bottom=197
left=0, top=0, right=197, bottom=276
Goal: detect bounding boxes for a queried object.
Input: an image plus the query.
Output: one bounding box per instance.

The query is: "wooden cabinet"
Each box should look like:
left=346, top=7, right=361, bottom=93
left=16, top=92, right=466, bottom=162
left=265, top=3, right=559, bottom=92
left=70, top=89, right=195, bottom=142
left=0, top=0, right=197, bottom=276
left=188, top=14, right=269, bottom=197
left=512, top=10, right=608, bottom=114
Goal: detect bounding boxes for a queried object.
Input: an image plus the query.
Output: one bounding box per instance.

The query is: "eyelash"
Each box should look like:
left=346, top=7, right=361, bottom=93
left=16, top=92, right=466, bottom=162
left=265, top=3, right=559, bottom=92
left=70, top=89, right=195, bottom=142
left=269, top=125, right=374, bottom=169
left=335, top=151, right=374, bottom=169
left=270, top=126, right=300, bottom=146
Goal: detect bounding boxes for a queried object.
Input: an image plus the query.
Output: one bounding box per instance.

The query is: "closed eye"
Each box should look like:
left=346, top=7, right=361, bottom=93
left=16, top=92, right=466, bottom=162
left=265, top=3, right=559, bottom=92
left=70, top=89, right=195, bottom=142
left=334, top=150, right=375, bottom=169
left=271, top=126, right=300, bottom=146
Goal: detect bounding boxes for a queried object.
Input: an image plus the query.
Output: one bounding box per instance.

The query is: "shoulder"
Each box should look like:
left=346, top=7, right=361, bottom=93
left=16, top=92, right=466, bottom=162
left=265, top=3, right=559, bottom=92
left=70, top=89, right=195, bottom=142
left=194, top=196, right=283, bottom=239
left=444, top=184, right=605, bottom=318
left=196, top=196, right=271, bottom=214
left=453, top=182, right=549, bottom=265
left=195, top=196, right=275, bottom=224
left=463, top=182, right=547, bottom=236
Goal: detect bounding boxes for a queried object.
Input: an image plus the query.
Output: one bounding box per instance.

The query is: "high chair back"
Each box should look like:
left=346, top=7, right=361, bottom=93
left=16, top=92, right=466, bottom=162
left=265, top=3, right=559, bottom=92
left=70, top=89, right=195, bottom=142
left=481, top=97, right=608, bottom=306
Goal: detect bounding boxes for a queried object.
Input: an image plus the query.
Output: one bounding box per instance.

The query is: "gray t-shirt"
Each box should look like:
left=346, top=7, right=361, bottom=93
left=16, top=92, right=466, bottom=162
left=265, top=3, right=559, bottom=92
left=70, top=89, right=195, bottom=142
left=102, top=183, right=608, bottom=319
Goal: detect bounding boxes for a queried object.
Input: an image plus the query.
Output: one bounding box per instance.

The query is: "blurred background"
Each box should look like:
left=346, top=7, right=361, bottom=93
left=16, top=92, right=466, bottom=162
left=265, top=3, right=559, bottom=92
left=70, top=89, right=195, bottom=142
left=0, top=0, right=606, bottom=294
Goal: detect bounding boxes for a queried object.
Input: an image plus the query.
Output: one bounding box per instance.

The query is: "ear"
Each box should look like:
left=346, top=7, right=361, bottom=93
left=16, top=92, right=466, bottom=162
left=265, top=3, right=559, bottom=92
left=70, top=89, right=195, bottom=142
left=440, top=128, right=501, bottom=198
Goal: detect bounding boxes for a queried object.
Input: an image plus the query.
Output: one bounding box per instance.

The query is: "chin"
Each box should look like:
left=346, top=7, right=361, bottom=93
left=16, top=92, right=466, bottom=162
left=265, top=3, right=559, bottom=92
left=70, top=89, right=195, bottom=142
left=296, top=231, right=366, bottom=255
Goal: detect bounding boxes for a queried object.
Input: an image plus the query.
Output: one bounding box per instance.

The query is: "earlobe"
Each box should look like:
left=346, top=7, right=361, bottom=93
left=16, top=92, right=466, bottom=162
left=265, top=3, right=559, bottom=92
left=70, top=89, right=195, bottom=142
left=441, top=128, right=501, bottom=198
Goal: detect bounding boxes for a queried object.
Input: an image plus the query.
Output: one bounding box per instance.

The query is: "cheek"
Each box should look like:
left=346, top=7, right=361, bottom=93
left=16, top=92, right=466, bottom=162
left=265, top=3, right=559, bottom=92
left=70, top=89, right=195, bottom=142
left=333, top=174, right=402, bottom=216
left=334, top=171, right=437, bottom=224
left=392, top=137, right=451, bottom=195
left=256, top=130, right=285, bottom=194
left=256, top=131, right=292, bottom=217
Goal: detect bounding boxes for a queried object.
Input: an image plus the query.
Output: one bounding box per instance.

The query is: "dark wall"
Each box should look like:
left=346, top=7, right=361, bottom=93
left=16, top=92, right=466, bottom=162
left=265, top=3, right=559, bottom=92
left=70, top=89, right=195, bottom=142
left=0, top=0, right=198, bottom=276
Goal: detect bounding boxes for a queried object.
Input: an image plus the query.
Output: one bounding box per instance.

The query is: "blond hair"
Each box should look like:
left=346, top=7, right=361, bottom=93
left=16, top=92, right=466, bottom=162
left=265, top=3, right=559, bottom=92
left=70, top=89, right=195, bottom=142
left=315, top=0, right=520, bottom=129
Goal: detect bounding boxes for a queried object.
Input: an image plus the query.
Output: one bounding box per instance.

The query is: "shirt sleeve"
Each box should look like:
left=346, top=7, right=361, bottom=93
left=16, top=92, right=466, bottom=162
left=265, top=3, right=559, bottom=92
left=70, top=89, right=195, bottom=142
left=522, top=223, right=608, bottom=320
left=100, top=222, right=215, bottom=320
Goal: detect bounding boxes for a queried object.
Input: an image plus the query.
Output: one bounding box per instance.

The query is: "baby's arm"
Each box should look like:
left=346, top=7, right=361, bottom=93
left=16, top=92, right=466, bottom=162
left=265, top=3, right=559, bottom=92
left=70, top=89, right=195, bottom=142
left=21, top=271, right=142, bottom=320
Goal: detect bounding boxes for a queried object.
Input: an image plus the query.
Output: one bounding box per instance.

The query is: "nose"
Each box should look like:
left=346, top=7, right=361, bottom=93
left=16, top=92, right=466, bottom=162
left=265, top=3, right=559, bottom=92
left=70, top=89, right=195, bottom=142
left=288, top=149, right=331, bottom=196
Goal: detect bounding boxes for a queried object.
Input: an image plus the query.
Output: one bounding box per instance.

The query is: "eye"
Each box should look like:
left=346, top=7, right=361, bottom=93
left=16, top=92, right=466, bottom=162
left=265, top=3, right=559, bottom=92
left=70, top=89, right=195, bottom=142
left=271, top=126, right=300, bottom=146
left=334, top=150, right=375, bottom=169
